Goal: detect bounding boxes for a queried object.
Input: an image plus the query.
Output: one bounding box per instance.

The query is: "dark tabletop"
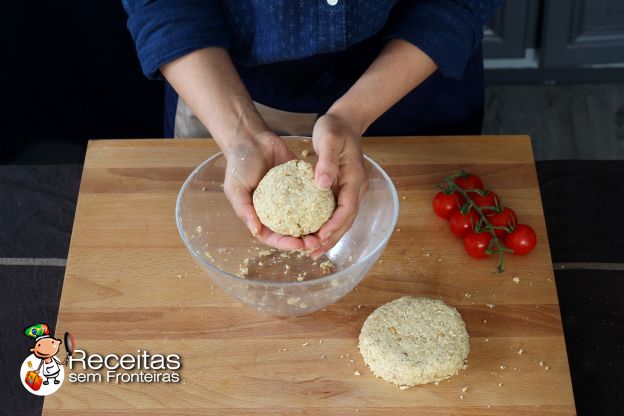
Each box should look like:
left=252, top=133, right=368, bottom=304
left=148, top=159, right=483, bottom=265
left=0, top=161, right=622, bottom=416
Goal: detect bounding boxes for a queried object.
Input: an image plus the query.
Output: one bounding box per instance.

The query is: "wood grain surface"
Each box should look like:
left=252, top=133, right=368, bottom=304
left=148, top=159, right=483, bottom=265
left=43, top=137, right=576, bottom=415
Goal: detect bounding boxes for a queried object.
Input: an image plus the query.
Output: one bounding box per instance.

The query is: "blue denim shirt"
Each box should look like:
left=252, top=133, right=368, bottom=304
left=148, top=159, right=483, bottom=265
left=123, top=0, right=500, bottom=80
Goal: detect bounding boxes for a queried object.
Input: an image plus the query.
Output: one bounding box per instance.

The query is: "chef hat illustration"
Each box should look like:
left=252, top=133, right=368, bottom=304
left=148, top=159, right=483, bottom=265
left=24, top=323, right=51, bottom=341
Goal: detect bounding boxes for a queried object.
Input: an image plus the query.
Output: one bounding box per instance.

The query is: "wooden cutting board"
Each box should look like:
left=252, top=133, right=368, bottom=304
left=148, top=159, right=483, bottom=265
left=44, top=137, right=576, bottom=415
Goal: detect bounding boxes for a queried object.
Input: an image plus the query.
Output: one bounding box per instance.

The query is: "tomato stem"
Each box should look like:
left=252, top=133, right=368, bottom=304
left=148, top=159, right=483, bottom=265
left=443, top=176, right=507, bottom=273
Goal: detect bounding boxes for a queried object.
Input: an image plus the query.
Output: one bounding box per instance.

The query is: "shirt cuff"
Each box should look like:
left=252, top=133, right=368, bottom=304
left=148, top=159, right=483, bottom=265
left=384, top=0, right=485, bottom=80
left=125, top=0, right=230, bottom=80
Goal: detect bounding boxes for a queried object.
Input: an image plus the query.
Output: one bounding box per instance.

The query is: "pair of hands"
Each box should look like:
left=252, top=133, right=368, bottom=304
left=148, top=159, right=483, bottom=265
left=223, top=113, right=367, bottom=258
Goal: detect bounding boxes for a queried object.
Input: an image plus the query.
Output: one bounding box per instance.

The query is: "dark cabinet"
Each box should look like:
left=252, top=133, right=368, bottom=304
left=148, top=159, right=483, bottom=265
left=484, top=0, right=624, bottom=69
left=541, top=0, right=624, bottom=67
left=484, top=0, right=539, bottom=58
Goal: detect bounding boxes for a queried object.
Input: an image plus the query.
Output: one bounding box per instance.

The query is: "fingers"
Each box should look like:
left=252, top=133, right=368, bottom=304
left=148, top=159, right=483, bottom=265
left=302, top=234, right=321, bottom=251
left=223, top=178, right=262, bottom=236
left=310, top=205, right=357, bottom=260
left=310, top=163, right=366, bottom=258
left=313, top=135, right=342, bottom=191
left=225, top=176, right=311, bottom=251
left=321, top=161, right=366, bottom=241
left=223, top=130, right=365, bottom=256
left=225, top=179, right=305, bottom=250
left=255, top=228, right=304, bottom=251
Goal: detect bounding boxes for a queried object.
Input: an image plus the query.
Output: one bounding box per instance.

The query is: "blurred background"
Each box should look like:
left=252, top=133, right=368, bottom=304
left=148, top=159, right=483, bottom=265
left=1, top=0, right=624, bottom=163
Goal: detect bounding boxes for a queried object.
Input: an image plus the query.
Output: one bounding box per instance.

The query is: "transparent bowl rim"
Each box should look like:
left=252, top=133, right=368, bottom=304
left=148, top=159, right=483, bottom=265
left=176, top=151, right=399, bottom=287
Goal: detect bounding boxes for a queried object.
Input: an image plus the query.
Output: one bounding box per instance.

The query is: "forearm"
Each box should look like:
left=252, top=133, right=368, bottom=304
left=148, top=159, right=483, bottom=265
left=327, top=39, right=437, bottom=134
left=160, top=47, right=270, bottom=152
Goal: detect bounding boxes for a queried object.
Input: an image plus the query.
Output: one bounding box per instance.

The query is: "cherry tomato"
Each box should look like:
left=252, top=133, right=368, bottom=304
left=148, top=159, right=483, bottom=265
left=432, top=191, right=464, bottom=219
left=449, top=209, right=479, bottom=238
left=454, top=174, right=484, bottom=190
left=470, top=190, right=499, bottom=214
left=463, top=231, right=493, bottom=259
left=505, top=224, right=537, bottom=255
left=487, top=207, right=518, bottom=238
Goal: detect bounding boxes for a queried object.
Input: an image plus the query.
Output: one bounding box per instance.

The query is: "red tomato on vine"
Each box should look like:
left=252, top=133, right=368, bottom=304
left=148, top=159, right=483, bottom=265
left=449, top=209, right=479, bottom=238
left=471, top=190, right=499, bottom=214
left=454, top=174, right=484, bottom=190
left=463, top=231, right=493, bottom=259
left=505, top=224, right=537, bottom=255
left=432, top=191, right=464, bottom=219
left=487, top=207, right=517, bottom=238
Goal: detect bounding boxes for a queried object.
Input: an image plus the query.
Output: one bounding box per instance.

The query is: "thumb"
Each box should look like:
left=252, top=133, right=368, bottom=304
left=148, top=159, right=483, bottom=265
left=223, top=178, right=262, bottom=237
left=314, top=137, right=341, bottom=191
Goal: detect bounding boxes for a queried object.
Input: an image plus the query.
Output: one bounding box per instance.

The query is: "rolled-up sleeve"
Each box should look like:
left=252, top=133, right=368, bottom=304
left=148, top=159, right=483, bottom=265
left=123, top=0, right=230, bottom=79
left=384, top=0, right=501, bottom=79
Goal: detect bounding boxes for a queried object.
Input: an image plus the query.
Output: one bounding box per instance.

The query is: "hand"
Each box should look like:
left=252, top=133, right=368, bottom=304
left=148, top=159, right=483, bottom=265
left=223, top=131, right=322, bottom=251
left=310, top=113, right=367, bottom=258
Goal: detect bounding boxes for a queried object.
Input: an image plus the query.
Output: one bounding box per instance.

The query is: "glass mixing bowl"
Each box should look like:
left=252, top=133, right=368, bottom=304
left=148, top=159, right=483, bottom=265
left=176, top=141, right=398, bottom=316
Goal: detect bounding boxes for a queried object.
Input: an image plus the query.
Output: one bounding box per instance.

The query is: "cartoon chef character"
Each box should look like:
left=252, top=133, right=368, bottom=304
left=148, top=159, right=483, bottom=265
left=24, top=323, right=66, bottom=385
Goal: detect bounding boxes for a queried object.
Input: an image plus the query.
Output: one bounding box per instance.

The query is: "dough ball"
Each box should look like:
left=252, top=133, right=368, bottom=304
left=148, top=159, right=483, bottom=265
left=253, top=160, right=335, bottom=237
left=359, top=296, right=470, bottom=388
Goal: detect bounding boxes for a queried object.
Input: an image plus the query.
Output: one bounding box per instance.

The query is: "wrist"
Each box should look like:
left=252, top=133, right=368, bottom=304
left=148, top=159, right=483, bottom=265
left=209, top=101, right=274, bottom=156
left=325, top=100, right=371, bottom=136
left=220, top=129, right=275, bottom=158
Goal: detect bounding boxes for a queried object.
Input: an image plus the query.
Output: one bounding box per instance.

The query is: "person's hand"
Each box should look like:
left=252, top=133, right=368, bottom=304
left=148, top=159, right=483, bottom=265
left=310, top=113, right=368, bottom=258
left=223, top=131, right=321, bottom=251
